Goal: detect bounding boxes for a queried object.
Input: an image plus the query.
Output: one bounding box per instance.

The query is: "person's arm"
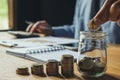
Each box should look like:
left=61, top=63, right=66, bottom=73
left=89, top=0, right=120, bottom=29
left=52, top=25, right=75, bottom=38
left=26, top=20, right=53, bottom=36
left=26, top=20, right=75, bottom=37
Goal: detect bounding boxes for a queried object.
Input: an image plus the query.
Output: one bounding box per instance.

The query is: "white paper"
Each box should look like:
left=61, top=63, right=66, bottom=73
left=0, top=36, right=79, bottom=48
left=6, top=46, right=79, bottom=63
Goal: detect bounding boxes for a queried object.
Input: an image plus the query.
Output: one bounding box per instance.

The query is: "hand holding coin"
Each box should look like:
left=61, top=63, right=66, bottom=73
left=88, top=0, right=120, bottom=30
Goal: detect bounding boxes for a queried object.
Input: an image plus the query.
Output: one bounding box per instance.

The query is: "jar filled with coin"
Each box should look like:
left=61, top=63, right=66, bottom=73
left=77, top=31, right=107, bottom=77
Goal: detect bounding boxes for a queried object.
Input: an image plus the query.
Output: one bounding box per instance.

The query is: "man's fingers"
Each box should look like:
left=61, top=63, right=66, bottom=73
left=109, top=0, right=120, bottom=21
left=30, top=21, right=41, bottom=33
left=37, top=20, right=49, bottom=26
left=29, top=21, right=49, bottom=33
left=94, top=0, right=117, bottom=25
left=26, top=24, right=34, bottom=32
left=26, top=20, right=50, bottom=33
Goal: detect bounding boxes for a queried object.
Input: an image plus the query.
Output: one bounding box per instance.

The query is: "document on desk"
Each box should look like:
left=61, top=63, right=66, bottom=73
left=6, top=45, right=80, bottom=63
left=0, top=36, right=79, bottom=48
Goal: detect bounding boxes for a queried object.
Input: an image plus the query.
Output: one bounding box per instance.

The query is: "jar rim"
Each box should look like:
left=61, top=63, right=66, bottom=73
left=80, top=31, right=106, bottom=39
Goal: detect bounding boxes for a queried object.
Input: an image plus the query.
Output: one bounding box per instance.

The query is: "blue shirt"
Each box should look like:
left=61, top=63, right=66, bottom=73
left=52, top=0, right=120, bottom=44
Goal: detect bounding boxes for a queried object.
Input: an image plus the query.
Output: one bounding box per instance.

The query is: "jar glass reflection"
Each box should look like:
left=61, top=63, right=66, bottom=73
left=77, top=31, right=107, bottom=77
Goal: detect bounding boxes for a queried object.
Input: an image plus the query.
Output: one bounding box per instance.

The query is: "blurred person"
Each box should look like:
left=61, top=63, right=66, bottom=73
left=26, top=0, right=120, bottom=44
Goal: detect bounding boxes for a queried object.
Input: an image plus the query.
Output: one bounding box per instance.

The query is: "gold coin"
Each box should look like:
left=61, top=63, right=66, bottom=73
left=88, top=19, right=99, bottom=31
left=79, top=57, right=94, bottom=70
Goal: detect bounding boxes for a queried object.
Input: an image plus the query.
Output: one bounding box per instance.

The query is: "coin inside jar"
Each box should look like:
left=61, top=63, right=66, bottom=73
left=78, top=57, right=94, bottom=70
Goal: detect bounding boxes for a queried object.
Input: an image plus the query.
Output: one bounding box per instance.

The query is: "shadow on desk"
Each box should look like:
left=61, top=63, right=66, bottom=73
left=47, top=74, right=120, bottom=80
left=82, top=74, right=120, bottom=80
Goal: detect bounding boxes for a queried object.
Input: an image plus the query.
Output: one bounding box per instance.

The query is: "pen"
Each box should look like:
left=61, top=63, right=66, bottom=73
left=0, top=41, right=18, bottom=47
left=25, top=20, right=51, bottom=29
left=25, top=20, right=40, bottom=34
left=25, top=20, right=34, bottom=24
left=25, top=20, right=52, bottom=36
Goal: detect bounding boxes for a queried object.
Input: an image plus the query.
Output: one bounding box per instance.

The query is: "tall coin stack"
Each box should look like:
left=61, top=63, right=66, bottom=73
left=61, top=54, right=74, bottom=77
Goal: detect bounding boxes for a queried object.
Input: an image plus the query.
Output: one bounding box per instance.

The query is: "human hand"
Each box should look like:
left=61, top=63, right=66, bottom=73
left=89, top=0, right=120, bottom=30
left=26, top=20, right=54, bottom=36
left=109, top=0, right=120, bottom=26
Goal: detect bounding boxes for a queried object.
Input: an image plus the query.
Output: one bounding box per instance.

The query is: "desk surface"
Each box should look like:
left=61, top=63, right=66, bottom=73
left=0, top=32, right=120, bottom=80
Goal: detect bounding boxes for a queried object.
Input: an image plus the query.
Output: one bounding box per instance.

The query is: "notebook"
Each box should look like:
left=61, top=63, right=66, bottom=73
left=6, top=45, right=79, bottom=64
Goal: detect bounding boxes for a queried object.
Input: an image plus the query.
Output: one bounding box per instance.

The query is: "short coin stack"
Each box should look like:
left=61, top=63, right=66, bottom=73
left=16, top=66, right=29, bottom=75
left=31, top=63, right=44, bottom=76
left=46, top=59, right=59, bottom=76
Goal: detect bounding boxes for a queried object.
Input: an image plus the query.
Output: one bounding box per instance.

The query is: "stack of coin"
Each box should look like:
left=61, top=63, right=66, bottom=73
left=31, top=63, right=44, bottom=76
left=61, top=54, right=74, bottom=77
left=16, top=66, right=29, bottom=75
left=46, top=59, right=59, bottom=76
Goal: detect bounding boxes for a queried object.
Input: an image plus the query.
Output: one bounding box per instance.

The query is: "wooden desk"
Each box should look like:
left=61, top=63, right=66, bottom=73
left=0, top=32, right=120, bottom=80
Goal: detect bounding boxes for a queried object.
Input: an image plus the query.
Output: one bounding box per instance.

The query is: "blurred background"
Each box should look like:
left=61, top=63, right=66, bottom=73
left=0, top=0, right=8, bottom=30
left=0, top=0, right=76, bottom=31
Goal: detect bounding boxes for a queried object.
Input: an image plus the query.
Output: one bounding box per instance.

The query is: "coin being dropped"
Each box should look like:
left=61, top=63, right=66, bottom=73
left=88, top=19, right=100, bottom=32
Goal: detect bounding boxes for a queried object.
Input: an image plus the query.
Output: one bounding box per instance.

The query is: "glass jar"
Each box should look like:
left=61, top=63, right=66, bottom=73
left=77, top=31, right=107, bottom=77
